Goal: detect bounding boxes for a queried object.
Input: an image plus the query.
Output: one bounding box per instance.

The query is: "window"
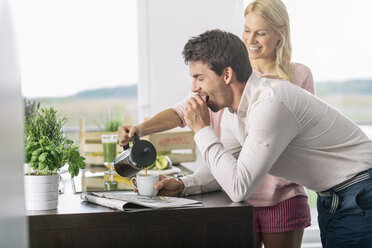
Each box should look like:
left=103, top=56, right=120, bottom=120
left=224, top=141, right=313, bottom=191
left=12, top=0, right=138, bottom=140
left=286, top=0, right=372, bottom=132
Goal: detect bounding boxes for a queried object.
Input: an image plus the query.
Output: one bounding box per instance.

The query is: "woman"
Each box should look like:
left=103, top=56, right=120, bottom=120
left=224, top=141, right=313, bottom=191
left=118, top=1, right=312, bottom=247
left=241, top=0, right=313, bottom=247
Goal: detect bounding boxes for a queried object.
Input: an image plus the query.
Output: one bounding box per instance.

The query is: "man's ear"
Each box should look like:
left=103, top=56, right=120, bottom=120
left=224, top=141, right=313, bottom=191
left=223, top=67, right=234, bottom=84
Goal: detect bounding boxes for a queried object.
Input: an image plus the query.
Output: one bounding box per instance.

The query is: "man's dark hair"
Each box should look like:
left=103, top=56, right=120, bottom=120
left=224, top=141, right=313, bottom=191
left=182, top=29, right=252, bottom=82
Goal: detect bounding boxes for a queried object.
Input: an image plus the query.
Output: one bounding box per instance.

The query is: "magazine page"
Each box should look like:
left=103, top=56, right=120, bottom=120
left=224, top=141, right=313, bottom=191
left=99, top=192, right=204, bottom=209
left=80, top=193, right=126, bottom=211
left=81, top=192, right=152, bottom=212
left=81, top=192, right=203, bottom=211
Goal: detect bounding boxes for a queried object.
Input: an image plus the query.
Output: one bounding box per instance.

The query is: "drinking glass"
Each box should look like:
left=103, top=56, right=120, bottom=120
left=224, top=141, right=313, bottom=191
left=101, top=134, right=118, bottom=190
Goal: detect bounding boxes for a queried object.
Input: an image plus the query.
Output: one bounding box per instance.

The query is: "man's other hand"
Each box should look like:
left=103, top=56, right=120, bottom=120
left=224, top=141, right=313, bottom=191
left=154, top=175, right=185, bottom=197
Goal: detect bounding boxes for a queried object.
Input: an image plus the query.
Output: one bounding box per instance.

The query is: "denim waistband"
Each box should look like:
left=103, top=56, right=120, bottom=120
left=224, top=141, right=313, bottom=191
left=317, top=169, right=371, bottom=214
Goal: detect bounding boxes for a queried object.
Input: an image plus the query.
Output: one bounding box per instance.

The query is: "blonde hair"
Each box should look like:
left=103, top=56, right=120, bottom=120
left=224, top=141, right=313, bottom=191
left=244, top=0, right=292, bottom=81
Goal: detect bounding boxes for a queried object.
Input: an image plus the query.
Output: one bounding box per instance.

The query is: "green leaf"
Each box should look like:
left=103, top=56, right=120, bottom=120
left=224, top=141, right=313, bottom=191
left=32, top=148, right=42, bottom=157
left=38, top=153, right=47, bottom=162
left=44, top=145, right=53, bottom=151
left=50, top=150, right=58, bottom=159
left=39, top=162, right=47, bottom=170
left=25, top=143, right=32, bottom=152
left=78, top=160, right=85, bottom=169
left=68, top=166, right=74, bottom=176
left=50, top=150, right=60, bottom=166
left=74, top=167, right=79, bottom=177
left=48, top=162, right=54, bottom=171
left=29, top=162, right=37, bottom=169
left=31, top=155, right=38, bottom=162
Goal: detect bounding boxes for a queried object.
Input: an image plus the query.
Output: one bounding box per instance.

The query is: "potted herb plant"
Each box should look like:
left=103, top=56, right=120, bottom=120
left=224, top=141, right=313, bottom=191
left=24, top=105, right=85, bottom=210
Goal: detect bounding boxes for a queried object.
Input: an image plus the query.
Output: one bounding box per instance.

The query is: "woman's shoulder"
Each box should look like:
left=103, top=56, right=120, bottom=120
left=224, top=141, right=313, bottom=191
left=291, top=62, right=312, bottom=75
left=290, top=62, right=314, bottom=93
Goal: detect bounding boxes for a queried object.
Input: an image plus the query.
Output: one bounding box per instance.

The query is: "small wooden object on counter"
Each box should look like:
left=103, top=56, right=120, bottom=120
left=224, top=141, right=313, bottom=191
left=143, top=130, right=196, bottom=164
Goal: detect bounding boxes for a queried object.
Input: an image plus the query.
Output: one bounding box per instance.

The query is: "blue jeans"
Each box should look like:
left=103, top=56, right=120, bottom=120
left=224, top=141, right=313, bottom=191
left=317, top=168, right=372, bottom=248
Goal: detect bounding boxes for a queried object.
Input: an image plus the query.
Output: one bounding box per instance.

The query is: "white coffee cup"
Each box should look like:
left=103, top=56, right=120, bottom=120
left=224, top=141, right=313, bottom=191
left=130, top=174, right=159, bottom=196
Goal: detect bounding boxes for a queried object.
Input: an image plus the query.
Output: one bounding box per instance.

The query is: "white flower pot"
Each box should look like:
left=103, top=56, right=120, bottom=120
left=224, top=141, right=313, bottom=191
left=24, top=174, right=59, bottom=210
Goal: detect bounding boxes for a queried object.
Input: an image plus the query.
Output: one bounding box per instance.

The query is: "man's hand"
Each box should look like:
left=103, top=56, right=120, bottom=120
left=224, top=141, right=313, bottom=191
left=154, top=175, right=185, bottom=196
left=117, top=125, right=142, bottom=146
left=184, top=94, right=210, bottom=133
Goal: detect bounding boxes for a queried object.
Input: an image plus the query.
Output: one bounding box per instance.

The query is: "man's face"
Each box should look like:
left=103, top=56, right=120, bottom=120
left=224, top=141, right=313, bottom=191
left=189, top=61, right=229, bottom=112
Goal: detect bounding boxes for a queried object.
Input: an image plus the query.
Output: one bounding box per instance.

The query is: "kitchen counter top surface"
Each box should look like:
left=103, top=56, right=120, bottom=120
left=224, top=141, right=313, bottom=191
left=27, top=174, right=254, bottom=248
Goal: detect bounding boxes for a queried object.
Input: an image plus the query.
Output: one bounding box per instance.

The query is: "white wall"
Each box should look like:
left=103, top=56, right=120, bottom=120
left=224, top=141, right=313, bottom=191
left=137, top=0, right=244, bottom=121
left=0, top=0, right=28, bottom=247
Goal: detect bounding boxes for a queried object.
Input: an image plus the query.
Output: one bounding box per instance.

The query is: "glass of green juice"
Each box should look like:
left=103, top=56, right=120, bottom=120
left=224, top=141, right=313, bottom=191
left=101, top=134, right=118, bottom=190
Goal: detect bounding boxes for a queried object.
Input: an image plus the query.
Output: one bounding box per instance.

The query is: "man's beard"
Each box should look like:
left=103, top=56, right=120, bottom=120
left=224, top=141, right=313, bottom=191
left=208, top=100, right=220, bottom=112
left=207, top=87, right=227, bottom=112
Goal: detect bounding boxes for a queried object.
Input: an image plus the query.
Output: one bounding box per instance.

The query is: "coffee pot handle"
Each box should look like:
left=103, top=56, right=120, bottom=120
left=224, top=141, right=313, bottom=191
left=123, top=132, right=140, bottom=151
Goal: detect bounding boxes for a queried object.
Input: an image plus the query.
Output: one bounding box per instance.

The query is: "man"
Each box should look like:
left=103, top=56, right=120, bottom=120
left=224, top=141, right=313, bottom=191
left=120, top=30, right=372, bottom=247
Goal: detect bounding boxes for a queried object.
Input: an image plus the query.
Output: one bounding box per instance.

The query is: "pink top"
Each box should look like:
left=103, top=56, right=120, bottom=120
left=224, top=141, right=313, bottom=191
left=173, top=63, right=314, bottom=206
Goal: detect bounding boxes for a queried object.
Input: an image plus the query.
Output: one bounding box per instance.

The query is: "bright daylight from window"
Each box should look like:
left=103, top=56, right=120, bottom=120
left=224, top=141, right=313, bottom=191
left=13, top=0, right=372, bottom=141
left=283, top=0, right=372, bottom=131
left=12, top=0, right=138, bottom=142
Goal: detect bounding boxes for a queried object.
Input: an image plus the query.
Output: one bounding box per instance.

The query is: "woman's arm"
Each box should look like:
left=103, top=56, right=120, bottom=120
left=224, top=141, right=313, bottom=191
left=118, top=108, right=182, bottom=146
left=137, top=108, right=182, bottom=137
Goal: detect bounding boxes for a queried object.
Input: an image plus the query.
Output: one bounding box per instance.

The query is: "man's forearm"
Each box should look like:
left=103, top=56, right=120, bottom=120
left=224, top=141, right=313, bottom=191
left=138, top=108, right=182, bottom=137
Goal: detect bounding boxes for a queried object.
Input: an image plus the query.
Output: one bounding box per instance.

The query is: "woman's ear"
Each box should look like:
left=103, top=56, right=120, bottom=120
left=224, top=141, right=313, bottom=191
left=224, top=67, right=234, bottom=84
left=281, top=25, right=287, bottom=35
left=276, top=25, right=286, bottom=47
left=276, top=39, right=281, bottom=47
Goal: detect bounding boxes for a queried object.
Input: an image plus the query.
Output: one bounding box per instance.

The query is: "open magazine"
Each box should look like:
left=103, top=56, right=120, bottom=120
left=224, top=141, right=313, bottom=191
left=80, top=192, right=204, bottom=212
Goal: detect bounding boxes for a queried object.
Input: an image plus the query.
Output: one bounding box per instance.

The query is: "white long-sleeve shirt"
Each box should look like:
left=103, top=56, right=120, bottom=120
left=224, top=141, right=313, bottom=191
left=176, top=63, right=314, bottom=206
left=182, top=73, right=372, bottom=202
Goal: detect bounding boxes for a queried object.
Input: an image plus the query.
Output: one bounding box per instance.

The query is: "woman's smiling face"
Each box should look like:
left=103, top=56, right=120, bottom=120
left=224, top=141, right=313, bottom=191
left=242, top=12, right=281, bottom=62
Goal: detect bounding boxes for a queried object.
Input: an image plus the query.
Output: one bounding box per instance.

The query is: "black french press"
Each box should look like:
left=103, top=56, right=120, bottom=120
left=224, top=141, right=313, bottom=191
left=114, top=133, right=157, bottom=177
